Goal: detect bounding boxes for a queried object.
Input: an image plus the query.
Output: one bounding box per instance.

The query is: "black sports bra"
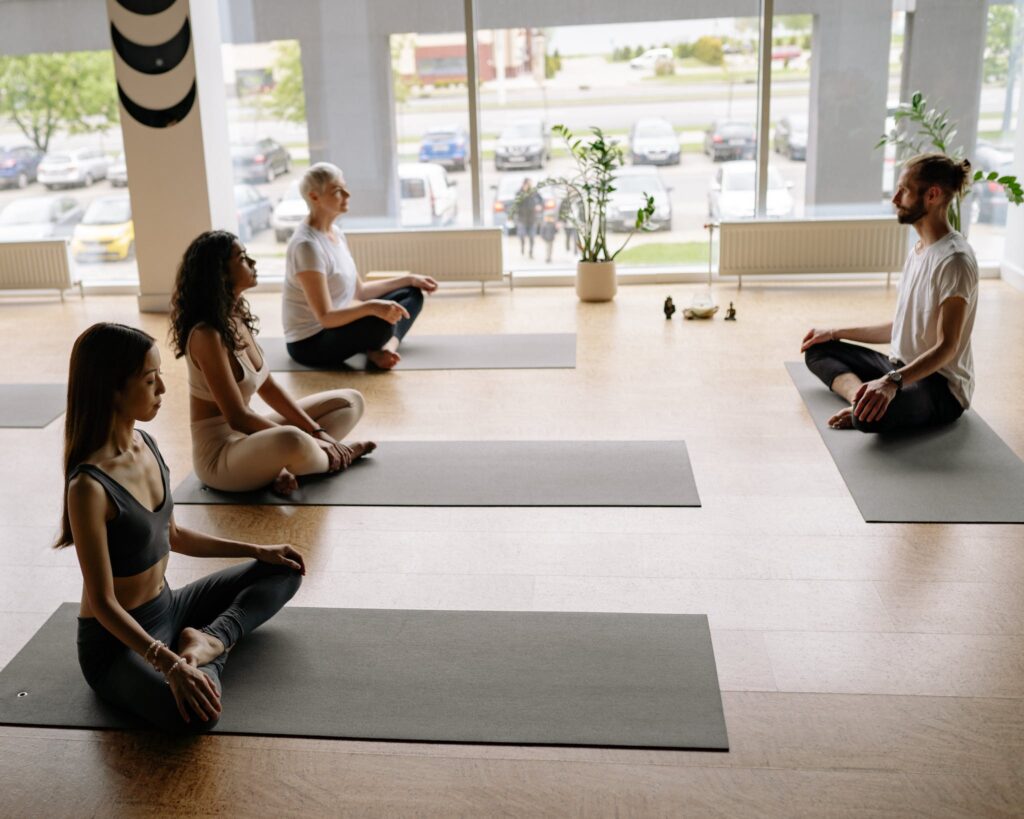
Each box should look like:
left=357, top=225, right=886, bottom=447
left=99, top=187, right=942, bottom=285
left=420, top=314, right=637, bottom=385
left=69, top=429, right=172, bottom=578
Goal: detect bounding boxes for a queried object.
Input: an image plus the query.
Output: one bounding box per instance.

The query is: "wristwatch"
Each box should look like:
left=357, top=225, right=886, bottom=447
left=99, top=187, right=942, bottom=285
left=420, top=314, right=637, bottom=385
left=884, top=370, right=903, bottom=390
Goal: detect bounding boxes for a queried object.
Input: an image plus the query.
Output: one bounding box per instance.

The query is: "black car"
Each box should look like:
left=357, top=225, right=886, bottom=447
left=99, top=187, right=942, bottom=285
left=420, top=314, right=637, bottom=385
left=971, top=142, right=1015, bottom=224
left=704, top=121, right=756, bottom=162
left=773, top=114, right=808, bottom=161
left=0, top=145, right=44, bottom=190
left=232, top=138, right=291, bottom=184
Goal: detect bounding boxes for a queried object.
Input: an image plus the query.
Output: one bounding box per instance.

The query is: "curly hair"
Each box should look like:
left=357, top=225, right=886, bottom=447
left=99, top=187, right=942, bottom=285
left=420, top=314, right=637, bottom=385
left=168, top=230, right=259, bottom=359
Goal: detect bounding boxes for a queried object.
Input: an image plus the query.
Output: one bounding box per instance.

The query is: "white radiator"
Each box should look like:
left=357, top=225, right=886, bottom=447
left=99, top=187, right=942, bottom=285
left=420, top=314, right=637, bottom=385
left=345, top=227, right=504, bottom=289
left=0, top=239, right=80, bottom=299
left=718, top=218, right=909, bottom=285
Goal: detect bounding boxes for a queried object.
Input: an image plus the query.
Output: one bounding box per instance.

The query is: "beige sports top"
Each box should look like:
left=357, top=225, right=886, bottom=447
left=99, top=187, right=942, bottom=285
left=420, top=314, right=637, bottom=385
left=186, top=326, right=270, bottom=405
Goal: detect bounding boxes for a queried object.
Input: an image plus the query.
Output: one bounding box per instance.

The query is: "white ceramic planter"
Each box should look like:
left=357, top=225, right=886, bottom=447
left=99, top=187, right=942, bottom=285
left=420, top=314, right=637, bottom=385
left=575, top=260, right=617, bottom=302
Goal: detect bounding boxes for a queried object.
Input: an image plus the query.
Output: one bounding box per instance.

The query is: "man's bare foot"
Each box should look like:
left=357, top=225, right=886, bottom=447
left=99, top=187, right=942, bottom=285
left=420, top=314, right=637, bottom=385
left=366, top=349, right=401, bottom=369
left=178, top=627, right=226, bottom=668
left=272, top=468, right=298, bottom=496
left=337, top=441, right=377, bottom=469
left=828, top=406, right=855, bottom=429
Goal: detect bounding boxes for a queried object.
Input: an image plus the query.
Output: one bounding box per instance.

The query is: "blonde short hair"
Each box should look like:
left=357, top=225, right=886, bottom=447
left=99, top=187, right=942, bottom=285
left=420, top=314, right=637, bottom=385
left=299, top=162, right=344, bottom=206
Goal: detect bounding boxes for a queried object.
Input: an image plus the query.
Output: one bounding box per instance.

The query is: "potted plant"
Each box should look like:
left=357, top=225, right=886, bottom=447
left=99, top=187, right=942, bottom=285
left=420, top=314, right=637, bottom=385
left=528, top=125, right=655, bottom=301
left=877, top=90, right=1023, bottom=232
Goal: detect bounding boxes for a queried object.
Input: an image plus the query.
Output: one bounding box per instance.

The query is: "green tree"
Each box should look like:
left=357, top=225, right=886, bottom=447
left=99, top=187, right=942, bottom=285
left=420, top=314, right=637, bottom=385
left=693, top=36, right=724, bottom=67
left=266, top=40, right=306, bottom=123
left=0, top=51, right=118, bottom=152
left=777, top=14, right=812, bottom=32
left=983, top=5, right=1022, bottom=83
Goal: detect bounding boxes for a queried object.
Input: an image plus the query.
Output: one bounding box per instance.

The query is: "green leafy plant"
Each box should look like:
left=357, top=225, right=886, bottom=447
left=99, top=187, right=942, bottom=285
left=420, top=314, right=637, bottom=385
left=528, top=125, right=655, bottom=263
left=876, top=90, right=1023, bottom=231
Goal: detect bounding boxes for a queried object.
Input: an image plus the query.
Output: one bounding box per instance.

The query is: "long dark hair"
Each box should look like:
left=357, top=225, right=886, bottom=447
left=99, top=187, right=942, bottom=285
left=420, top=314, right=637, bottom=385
left=168, top=230, right=258, bottom=359
left=55, top=323, right=156, bottom=549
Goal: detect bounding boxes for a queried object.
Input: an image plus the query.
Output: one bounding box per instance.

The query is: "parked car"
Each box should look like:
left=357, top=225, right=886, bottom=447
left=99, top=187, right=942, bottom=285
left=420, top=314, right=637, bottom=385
left=231, top=138, right=291, bottom=183
left=398, top=162, right=458, bottom=227
left=0, top=195, right=83, bottom=241
left=773, top=114, right=808, bottom=161
left=708, top=161, right=795, bottom=221
left=419, top=125, right=470, bottom=171
left=489, top=173, right=561, bottom=234
left=71, top=194, right=134, bottom=262
left=704, top=122, right=757, bottom=162
left=37, top=148, right=110, bottom=189
left=0, top=145, right=44, bottom=190
left=494, top=120, right=549, bottom=170
left=629, top=48, right=674, bottom=71
left=271, top=180, right=307, bottom=243
left=235, top=184, right=274, bottom=241
left=108, top=152, right=128, bottom=187
left=607, top=167, right=672, bottom=232
left=629, top=118, right=680, bottom=166
left=971, top=141, right=1015, bottom=224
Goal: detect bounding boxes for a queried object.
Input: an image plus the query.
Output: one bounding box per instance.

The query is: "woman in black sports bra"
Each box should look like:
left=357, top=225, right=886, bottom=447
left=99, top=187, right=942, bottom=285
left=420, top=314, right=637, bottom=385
left=57, top=322, right=305, bottom=733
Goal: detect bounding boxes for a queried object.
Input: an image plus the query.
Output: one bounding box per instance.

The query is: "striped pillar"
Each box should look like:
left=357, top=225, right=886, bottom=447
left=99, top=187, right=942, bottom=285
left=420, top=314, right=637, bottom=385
left=106, top=0, right=236, bottom=311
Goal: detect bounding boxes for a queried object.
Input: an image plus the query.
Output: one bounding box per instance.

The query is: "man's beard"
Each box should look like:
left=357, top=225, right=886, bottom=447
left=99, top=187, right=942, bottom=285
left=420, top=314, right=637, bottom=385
left=895, top=201, right=928, bottom=224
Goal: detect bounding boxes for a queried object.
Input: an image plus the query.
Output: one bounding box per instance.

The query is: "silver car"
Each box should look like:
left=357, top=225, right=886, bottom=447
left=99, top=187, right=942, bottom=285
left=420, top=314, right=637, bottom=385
left=38, top=148, right=110, bottom=189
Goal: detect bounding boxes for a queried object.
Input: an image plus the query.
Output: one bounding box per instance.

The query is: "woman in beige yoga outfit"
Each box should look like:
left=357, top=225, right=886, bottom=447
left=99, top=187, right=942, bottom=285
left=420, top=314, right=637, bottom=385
left=169, top=230, right=374, bottom=496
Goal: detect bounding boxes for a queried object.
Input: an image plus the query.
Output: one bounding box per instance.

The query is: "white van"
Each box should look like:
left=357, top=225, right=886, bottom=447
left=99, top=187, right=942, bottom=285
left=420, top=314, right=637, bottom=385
left=398, top=162, right=458, bottom=227
left=629, top=48, right=674, bottom=72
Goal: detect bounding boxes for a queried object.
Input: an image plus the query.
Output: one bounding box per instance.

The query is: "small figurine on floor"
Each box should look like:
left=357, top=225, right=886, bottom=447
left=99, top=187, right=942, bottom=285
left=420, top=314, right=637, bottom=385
left=663, top=296, right=677, bottom=320
left=724, top=302, right=737, bottom=321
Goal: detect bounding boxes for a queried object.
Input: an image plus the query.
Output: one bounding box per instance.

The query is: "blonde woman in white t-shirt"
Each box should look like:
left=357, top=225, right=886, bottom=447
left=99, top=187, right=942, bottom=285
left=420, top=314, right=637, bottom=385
left=283, top=162, right=438, bottom=370
left=800, top=153, right=978, bottom=433
left=170, top=230, right=375, bottom=497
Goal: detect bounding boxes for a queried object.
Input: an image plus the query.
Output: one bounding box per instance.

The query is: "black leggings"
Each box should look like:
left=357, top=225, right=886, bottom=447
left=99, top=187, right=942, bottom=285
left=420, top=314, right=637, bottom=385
left=804, top=339, right=964, bottom=433
left=77, top=560, right=301, bottom=734
left=286, top=286, right=425, bottom=368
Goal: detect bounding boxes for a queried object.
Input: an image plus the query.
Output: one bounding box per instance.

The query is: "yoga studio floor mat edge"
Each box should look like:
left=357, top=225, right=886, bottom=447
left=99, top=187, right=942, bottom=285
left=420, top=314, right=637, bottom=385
left=0, top=383, right=66, bottom=428
left=260, top=333, right=576, bottom=371
left=786, top=361, right=1024, bottom=524
left=0, top=604, right=729, bottom=751
left=172, top=440, right=701, bottom=508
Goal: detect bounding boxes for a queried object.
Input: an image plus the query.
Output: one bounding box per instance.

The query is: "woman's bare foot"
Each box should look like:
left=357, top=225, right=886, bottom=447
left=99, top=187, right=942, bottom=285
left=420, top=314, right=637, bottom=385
left=366, top=349, right=401, bottom=370
left=337, top=441, right=377, bottom=469
left=828, top=406, right=855, bottom=429
left=178, top=627, right=226, bottom=667
left=272, top=468, right=298, bottom=496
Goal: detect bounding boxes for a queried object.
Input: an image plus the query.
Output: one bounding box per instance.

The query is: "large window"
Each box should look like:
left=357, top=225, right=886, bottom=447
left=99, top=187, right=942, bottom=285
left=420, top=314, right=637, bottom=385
left=220, top=39, right=310, bottom=280
left=969, top=1, right=1022, bottom=262
left=0, top=49, right=135, bottom=285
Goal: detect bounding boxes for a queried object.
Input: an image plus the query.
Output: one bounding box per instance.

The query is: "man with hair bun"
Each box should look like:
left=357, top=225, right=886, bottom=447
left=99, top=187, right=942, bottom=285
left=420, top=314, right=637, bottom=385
left=800, top=152, right=979, bottom=433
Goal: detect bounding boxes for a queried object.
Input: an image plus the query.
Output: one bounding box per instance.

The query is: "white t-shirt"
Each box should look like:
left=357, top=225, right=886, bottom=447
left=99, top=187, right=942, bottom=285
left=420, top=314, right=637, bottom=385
left=282, top=222, right=359, bottom=343
left=890, top=231, right=978, bottom=408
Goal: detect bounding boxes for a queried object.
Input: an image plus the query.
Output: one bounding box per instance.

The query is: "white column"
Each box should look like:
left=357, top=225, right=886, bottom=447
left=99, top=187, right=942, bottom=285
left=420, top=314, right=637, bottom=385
left=804, top=0, right=892, bottom=208
left=107, top=0, right=236, bottom=312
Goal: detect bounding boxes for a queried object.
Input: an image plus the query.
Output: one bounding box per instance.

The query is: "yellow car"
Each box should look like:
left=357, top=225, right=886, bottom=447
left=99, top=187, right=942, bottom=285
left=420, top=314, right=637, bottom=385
left=71, top=194, right=134, bottom=262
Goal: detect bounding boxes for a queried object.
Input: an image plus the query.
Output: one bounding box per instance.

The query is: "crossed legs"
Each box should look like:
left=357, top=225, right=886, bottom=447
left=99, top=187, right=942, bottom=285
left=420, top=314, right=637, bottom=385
left=804, top=340, right=963, bottom=433
left=194, top=389, right=372, bottom=492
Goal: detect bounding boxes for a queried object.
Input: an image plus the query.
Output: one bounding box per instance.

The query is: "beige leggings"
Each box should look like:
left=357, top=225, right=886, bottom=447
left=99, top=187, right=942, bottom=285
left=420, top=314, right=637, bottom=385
left=191, top=389, right=365, bottom=492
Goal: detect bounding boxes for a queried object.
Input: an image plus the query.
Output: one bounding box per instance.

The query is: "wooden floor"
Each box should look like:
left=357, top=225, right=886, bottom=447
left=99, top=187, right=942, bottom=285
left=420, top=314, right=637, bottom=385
left=1, top=281, right=1023, bottom=818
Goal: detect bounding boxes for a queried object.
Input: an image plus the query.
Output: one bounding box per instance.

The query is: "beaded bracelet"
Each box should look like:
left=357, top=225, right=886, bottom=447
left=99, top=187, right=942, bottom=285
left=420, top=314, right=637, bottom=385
left=144, top=639, right=165, bottom=668
left=164, top=656, right=187, bottom=683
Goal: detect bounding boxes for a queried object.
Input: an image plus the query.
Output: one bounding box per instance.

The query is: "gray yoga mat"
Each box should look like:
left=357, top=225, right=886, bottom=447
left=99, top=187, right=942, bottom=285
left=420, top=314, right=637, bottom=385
left=260, top=333, right=576, bottom=371
left=0, top=604, right=728, bottom=750
left=787, top=362, right=1024, bottom=523
left=0, top=383, right=66, bottom=428
left=173, top=440, right=700, bottom=507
